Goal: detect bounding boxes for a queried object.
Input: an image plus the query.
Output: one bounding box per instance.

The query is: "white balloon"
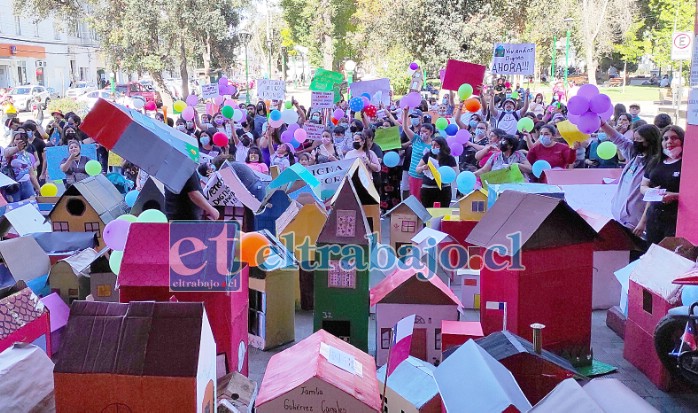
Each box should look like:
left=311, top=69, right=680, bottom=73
left=132, top=97, right=145, bottom=109
left=233, top=109, right=244, bottom=122
left=281, top=109, right=299, bottom=124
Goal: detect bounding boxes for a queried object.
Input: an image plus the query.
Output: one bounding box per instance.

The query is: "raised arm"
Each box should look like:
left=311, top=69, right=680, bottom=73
left=402, top=107, right=415, bottom=140
left=454, top=103, right=466, bottom=130
left=293, top=97, right=306, bottom=125
left=489, top=91, right=499, bottom=118
left=600, top=120, right=633, bottom=159
left=520, top=88, right=530, bottom=113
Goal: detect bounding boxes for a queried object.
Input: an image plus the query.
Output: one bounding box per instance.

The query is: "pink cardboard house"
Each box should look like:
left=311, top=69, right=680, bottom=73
left=0, top=288, right=51, bottom=355
left=371, top=259, right=462, bottom=366
left=118, top=222, right=250, bottom=377
left=39, top=292, right=70, bottom=357
left=255, top=329, right=381, bottom=413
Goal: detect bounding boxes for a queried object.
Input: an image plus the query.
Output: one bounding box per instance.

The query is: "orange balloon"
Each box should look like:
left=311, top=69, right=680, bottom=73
left=240, top=232, right=271, bottom=267
left=464, top=98, right=481, bottom=113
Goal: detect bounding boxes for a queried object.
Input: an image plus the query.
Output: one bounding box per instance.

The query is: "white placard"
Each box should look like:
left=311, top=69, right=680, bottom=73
left=303, top=123, right=326, bottom=141
left=687, top=88, right=698, bottom=125
left=319, top=343, right=362, bottom=376
left=490, top=43, right=536, bottom=75
left=672, top=32, right=694, bottom=61
left=311, top=91, right=334, bottom=109
left=257, top=79, right=286, bottom=100
left=201, top=84, right=219, bottom=99
left=642, top=188, right=666, bottom=202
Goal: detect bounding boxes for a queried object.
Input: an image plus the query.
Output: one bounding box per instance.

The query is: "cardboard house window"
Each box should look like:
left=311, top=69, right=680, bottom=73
left=66, top=198, right=87, bottom=216
left=471, top=200, right=486, bottom=213
left=52, top=221, right=69, bottom=232
left=642, top=289, right=653, bottom=314
left=328, top=260, right=356, bottom=288
left=84, top=222, right=101, bottom=238
left=335, top=209, right=356, bottom=237
left=435, top=328, right=442, bottom=350
left=249, top=289, right=266, bottom=338
left=96, top=284, right=112, bottom=297
left=381, top=328, right=392, bottom=349
left=401, top=220, right=416, bottom=233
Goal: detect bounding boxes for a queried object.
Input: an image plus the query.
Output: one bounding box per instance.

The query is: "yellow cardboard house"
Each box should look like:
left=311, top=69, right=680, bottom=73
left=457, top=189, right=488, bottom=221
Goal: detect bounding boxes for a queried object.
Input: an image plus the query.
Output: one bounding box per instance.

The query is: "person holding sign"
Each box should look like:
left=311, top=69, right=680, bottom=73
left=345, top=132, right=381, bottom=177
left=475, top=135, right=531, bottom=177
left=489, top=89, right=530, bottom=136
left=60, top=140, right=91, bottom=187
left=402, top=107, right=435, bottom=201
left=415, top=137, right=458, bottom=208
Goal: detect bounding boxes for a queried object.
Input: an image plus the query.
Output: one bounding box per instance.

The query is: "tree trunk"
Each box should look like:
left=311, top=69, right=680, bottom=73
left=203, top=31, right=212, bottom=82
left=179, top=37, right=190, bottom=97
left=153, top=71, right=174, bottom=109
left=585, top=42, right=597, bottom=85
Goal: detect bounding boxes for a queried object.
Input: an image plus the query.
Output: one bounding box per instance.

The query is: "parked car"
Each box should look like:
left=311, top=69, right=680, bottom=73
left=9, top=85, right=51, bottom=112
left=46, top=87, right=61, bottom=100
left=107, top=82, right=163, bottom=107
left=77, top=90, right=123, bottom=109
left=66, top=81, right=97, bottom=99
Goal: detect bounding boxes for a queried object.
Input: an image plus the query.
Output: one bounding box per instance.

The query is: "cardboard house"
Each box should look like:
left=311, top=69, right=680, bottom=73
left=39, top=292, right=70, bottom=357
left=54, top=301, right=217, bottom=413
left=0, top=344, right=55, bottom=413
left=411, top=227, right=456, bottom=285
left=84, top=248, right=119, bottom=302
left=130, top=176, right=165, bottom=215
left=376, top=356, right=442, bottom=413
left=0, top=288, right=51, bottom=355
left=475, top=331, right=580, bottom=405
left=314, top=176, right=372, bottom=351
left=486, top=184, right=565, bottom=209
left=217, top=371, right=258, bottom=413
left=0, top=236, right=51, bottom=288
left=248, top=230, right=298, bottom=351
left=441, top=320, right=484, bottom=355
left=605, top=260, right=639, bottom=338
left=384, top=195, right=432, bottom=251
left=255, top=329, right=381, bottom=413
left=529, top=378, right=658, bottom=413
left=268, top=162, right=321, bottom=195
left=624, top=243, right=696, bottom=390
left=253, top=189, right=298, bottom=236
left=435, top=340, right=532, bottom=413
left=0, top=203, right=51, bottom=237
left=466, top=191, right=597, bottom=358
left=119, top=223, right=250, bottom=377
left=47, top=174, right=129, bottom=250
left=330, top=159, right=382, bottom=238
left=577, top=209, right=647, bottom=309
left=48, top=247, right=99, bottom=304
left=30, top=231, right=98, bottom=265
left=458, top=189, right=489, bottom=221
left=370, top=259, right=462, bottom=366
left=451, top=268, right=481, bottom=309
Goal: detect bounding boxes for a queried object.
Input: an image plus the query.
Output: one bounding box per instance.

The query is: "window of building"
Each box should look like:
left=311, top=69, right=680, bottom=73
left=381, top=328, right=392, bottom=349
left=53, top=222, right=69, bottom=232
left=84, top=222, right=101, bottom=237
left=435, top=328, right=442, bottom=350
left=471, top=200, right=486, bottom=213
left=335, top=209, right=356, bottom=237
left=14, top=16, right=21, bottom=36
left=400, top=220, right=416, bottom=233
left=328, top=260, right=356, bottom=289
left=248, top=289, right=266, bottom=337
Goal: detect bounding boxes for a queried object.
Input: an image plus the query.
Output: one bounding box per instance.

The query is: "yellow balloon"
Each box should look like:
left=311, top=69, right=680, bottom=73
left=40, top=183, right=58, bottom=197
left=173, top=100, right=186, bottom=113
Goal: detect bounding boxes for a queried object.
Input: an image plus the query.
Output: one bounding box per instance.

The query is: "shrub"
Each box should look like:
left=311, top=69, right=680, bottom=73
left=47, top=98, right=89, bottom=117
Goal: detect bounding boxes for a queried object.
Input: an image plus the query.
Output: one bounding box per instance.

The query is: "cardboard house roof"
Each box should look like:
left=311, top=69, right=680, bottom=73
left=268, top=162, right=321, bottom=190
left=0, top=288, right=47, bottom=342
left=317, top=176, right=372, bottom=245
left=442, top=320, right=484, bottom=337
left=217, top=371, right=258, bottom=413
left=411, top=227, right=454, bottom=251
left=119, top=223, right=171, bottom=287
left=376, top=356, right=439, bottom=409
left=529, top=378, right=658, bottom=413
left=256, top=329, right=380, bottom=411
left=218, top=164, right=263, bottom=212
left=55, top=300, right=208, bottom=377
left=457, top=188, right=489, bottom=202
left=49, top=174, right=129, bottom=224
left=576, top=209, right=647, bottom=252
left=50, top=248, right=100, bottom=277
left=0, top=237, right=50, bottom=282
left=434, top=340, right=532, bottom=413
left=40, top=292, right=70, bottom=338
left=0, top=344, right=55, bottom=413
left=0, top=204, right=51, bottom=236
left=542, top=168, right=622, bottom=185
left=329, top=159, right=380, bottom=206
left=384, top=195, right=432, bottom=223
left=629, top=243, right=696, bottom=303
left=288, top=184, right=323, bottom=205
left=130, top=177, right=165, bottom=215
left=370, top=258, right=462, bottom=308
left=466, top=191, right=597, bottom=254
left=253, top=229, right=299, bottom=273
left=657, top=237, right=698, bottom=261
left=474, top=331, right=579, bottom=376
left=29, top=232, right=98, bottom=254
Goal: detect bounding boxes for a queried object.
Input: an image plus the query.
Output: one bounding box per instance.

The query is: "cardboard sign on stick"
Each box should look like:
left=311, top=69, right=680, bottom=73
left=257, top=79, right=286, bottom=100
left=373, top=126, right=401, bottom=151
left=347, top=78, right=391, bottom=105
left=46, top=144, right=98, bottom=180
left=442, top=59, right=487, bottom=91
left=491, top=43, right=536, bottom=76
left=311, top=92, right=334, bottom=109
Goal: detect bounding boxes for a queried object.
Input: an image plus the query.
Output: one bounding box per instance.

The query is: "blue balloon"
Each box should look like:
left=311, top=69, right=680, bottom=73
left=456, top=171, right=476, bottom=194
left=125, top=190, right=140, bottom=208
left=682, top=286, right=698, bottom=306
left=289, top=137, right=301, bottom=148
left=445, top=124, right=458, bottom=136
left=438, top=166, right=456, bottom=184
left=361, top=93, right=371, bottom=100
left=269, top=109, right=282, bottom=121
left=349, top=97, right=364, bottom=112
left=532, top=160, right=552, bottom=178
left=383, top=151, right=400, bottom=168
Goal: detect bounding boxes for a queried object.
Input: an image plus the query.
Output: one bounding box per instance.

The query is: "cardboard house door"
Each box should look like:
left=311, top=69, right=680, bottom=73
left=322, top=320, right=351, bottom=343
left=410, top=328, right=427, bottom=360
left=300, top=268, right=314, bottom=310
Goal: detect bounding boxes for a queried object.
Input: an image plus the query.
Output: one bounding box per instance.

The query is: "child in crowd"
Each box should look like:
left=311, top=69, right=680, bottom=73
left=245, top=146, right=269, bottom=174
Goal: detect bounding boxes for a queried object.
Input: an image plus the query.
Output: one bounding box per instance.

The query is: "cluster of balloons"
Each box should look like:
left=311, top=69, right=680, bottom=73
left=106, top=210, right=169, bottom=274
left=567, top=84, right=613, bottom=134
left=280, top=123, right=306, bottom=149
left=218, top=76, right=237, bottom=96
left=532, top=160, right=552, bottom=178
left=456, top=84, right=481, bottom=114
left=446, top=129, right=471, bottom=157
left=173, top=94, right=204, bottom=124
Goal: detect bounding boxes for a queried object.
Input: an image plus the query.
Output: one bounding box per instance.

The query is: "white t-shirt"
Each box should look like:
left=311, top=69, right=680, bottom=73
left=496, top=110, right=523, bottom=135
left=235, top=141, right=250, bottom=163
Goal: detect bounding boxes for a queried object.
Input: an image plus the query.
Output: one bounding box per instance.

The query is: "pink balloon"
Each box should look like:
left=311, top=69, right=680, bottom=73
left=294, top=128, right=308, bottom=142
left=589, top=93, right=611, bottom=114
left=333, top=109, right=345, bottom=119
left=567, top=96, right=590, bottom=116
left=577, top=84, right=600, bottom=99
left=578, top=111, right=601, bottom=134
left=454, top=129, right=471, bottom=144
left=186, top=94, right=198, bottom=106
left=449, top=142, right=464, bottom=157
left=181, top=106, right=195, bottom=121
left=439, top=69, right=446, bottom=84
left=144, top=101, right=156, bottom=111
left=103, top=219, right=131, bottom=251
left=281, top=131, right=293, bottom=143
left=213, top=132, right=228, bottom=147
left=213, top=96, right=225, bottom=105
left=269, top=118, right=284, bottom=128
left=205, top=103, right=216, bottom=116
left=224, top=99, right=235, bottom=107
left=361, top=96, right=370, bottom=107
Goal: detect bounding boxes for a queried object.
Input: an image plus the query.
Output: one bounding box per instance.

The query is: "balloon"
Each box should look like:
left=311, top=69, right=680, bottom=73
left=281, top=131, right=293, bottom=143
left=589, top=93, right=612, bottom=114
left=269, top=110, right=282, bottom=122
left=213, top=132, right=228, bottom=147
left=132, top=98, right=145, bottom=109
left=144, top=101, right=156, bottom=111
left=438, top=166, right=456, bottom=184
left=281, top=109, right=299, bottom=124
left=458, top=84, right=473, bottom=100
left=294, top=128, right=308, bottom=143
left=409, top=62, right=419, bottom=70
left=364, top=105, right=377, bottom=118
left=349, top=97, right=364, bottom=112
left=233, top=109, right=244, bottom=122
left=103, top=219, right=132, bottom=251
left=439, top=69, right=446, bottom=84
left=464, top=98, right=481, bottom=113
left=577, top=111, right=602, bottom=134
left=361, top=93, right=371, bottom=100
left=361, top=96, right=370, bottom=108
left=567, top=113, right=581, bottom=124
left=228, top=85, right=238, bottom=96
left=517, top=117, right=534, bottom=133
left=445, top=124, right=458, bottom=136
left=224, top=98, right=235, bottom=107
left=221, top=105, right=234, bottom=119
left=578, top=83, right=600, bottom=99
left=288, top=123, right=300, bottom=133
left=40, top=183, right=58, bottom=197
left=454, top=129, right=471, bottom=144
left=173, top=100, right=186, bottom=113
left=567, top=96, right=590, bottom=115
left=456, top=171, right=477, bottom=194
left=240, top=232, right=271, bottom=267
left=289, top=137, right=301, bottom=149
left=125, top=190, right=140, bottom=207
left=383, top=151, right=400, bottom=168
left=214, top=95, right=226, bottom=105
left=449, top=141, right=464, bottom=157
left=333, top=109, right=345, bottom=120
left=599, top=106, right=614, bottom=121
left=681, top=285, right=698, bottom=306
left=597, top=141, right=618, bottom=160
left=407, top=92, right=422, bottom=107
left=532, top=160, right=552, bottom=178
left=186, top=94, right=198, bottom=106
left=269, top=118, right=284, bottom=128
left=511, top=91, right=519, bottom=99
left=218, top=76, right=228, bottom=86
left=181, top=106, right=195, bottom=121
left=435, top=118, right=448, bottom=131
left=285, top=101, right=293, bottom=109
left=109, top=251, right=124, bottom=274
left=117, top=214, right=137, bottom=222
left=85, top=160, right=101, bottom=176
left=137, top=209, right=168, bottom=223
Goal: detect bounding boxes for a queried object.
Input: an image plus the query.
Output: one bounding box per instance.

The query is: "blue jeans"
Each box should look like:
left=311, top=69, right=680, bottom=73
left=15, top=180, right=36, bottom=201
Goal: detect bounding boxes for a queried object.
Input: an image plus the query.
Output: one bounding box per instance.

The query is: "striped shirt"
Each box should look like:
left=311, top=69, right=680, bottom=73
left=408, top=135, right=429, bottom=178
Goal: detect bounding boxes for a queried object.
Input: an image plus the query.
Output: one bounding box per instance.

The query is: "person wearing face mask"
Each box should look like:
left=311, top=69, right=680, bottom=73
left=270, top=142, right=293, bottom=172
left=233, top=116, right=256, bottom=162
left=599, top=121, right=662, bottom=234
left=4, top=130, right=41, bottom=201
left=489, top=90, right=529, bottom=135
left=402, top=107, right=435, bottom=201
left=309, top=111, right=322, bottom=124
left=415, top=137, right=458, bottom=208
left=586, top=132, right=619, bottom=168
left=526, top=124, right=576, bottom=172
left=332, top=125, right=352, bottom=155
left=475, top=135, right=532, bottom=177
left=175, top=119, right=187, bottom=134
left=60, top=140, right=91, bottom=187
left=253, top=101, right=268, bottom=137
left=637, top=125, right=684, bottom=244
left=60, top=126, right=81, bottom=145
left=475, top=128, right=506, bottom=168
left=312, top=129, right=342, bottom=164
left=529, top=93, right=546, bottom=118
left=198, top=128, right=223, bottom=159
left=345, top=132, right=381, bottom=176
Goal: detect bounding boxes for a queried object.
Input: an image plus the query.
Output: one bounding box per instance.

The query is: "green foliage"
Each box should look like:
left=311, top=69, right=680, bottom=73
left=47, top=98, right=89, bottom=118
left=641, top=0, right=696, bottom=68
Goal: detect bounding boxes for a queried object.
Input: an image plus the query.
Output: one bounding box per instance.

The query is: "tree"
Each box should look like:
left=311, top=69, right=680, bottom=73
left=641, top=0, right=696, bottom=71
left=613, top=21, right=650, bottom=82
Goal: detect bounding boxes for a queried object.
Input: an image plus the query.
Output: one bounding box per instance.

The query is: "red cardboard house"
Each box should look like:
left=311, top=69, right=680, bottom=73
left=441, top=320, right=484, bottom=355
left=118, top=222, right=250, bottom=377
left=255, top=329, right=381, bottom=413
left=0, top=288, right=51, bottom=355
left=466, top=191, right=597, bottom=359
left=54, top=301, right=217, bottom=413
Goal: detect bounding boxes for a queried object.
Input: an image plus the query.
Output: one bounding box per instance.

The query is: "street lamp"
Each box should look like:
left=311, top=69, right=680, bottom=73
left=237, top=31, right=252, bottom=104
left=281, top=46, right=287, bottom=82
left=345, top=60, right=356, bottom=98
left=266, top=39, right=272, bottom=79
left=564, top=17, right=574, bottom=87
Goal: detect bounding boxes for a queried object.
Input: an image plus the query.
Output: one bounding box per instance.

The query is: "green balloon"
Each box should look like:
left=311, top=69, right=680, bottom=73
left=435, top=118, right=449, bottom=130
left=137, top=209, right=168, bottom=223
left=517, top=117, right=534, bottom=133
left=85, top=160, right=102, bottom=176
left=117, top=214, right=138, bottom=222
left=285, top=101, right=293, bottom=109
left=511, top=91, right=520, bottom=99
left=109, top=250, right=123, bottom=274
left=458, top=84, right=473, bottom=100
left=597, top=141, right=618, bottom=160
left=221, top=105, right=234, bottom=119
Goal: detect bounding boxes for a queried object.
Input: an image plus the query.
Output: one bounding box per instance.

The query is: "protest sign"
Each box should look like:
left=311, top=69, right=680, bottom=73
left=491, top=43, right=536, bottom=75
left=46, top=144, right=98, bottom=180
left=305, top=159, right=355, bottom=199
left=311, top=91, right=335, bottom=109
left=480, top=164, right=525, bottom=189
left=201, top=84, right=219, bottom=99
left=303, top=123, right=326, bottom=141
left=374, top=126, right=401, bottom=151
left=257, top=79, right=286, bottom=100
left=203, top=167, right=263, bottom=209
left=310, top=69, right=344, bottom=92
left=442, top=60, right=487, bottom=91
left=348, top=79, right=391, bottom=105
left=557, top=120, right=590, bottom=148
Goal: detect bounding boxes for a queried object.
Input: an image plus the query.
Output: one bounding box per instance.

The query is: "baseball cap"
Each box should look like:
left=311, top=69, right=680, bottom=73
left=409, top=109, right=423, bottom=118
left=503, top=98, right=516, bottom=106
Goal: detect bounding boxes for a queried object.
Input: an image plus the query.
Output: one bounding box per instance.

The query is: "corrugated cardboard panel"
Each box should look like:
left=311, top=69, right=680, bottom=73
left=0, top=237, right=50, bottom=281
left=71, top=175, right=128, bottom=223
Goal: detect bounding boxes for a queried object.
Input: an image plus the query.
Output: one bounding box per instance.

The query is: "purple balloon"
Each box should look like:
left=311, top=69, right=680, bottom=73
left=567, top=113, right=581, bottom=125
left=185, top=94, right=198, bottom=106
left=406, top=92, right=422, bottom=108
left=567, top=96, right=590, bottom=116
left=599, top=106, right=614, bottom=121
left=577, top=84, right=599, bottom=99
left=230, top=85, right=238, bottom=95
left=454, top=129, right=471, bottom=144
left=281, top=131, right=293, bottom=143
left=578, top=111, right=601, bottom=134
left=103, top=219, right=132, bottom=251
left=589, top=93, right=611, bottom=114
left=449, top=141, right=464, bottom=157
left=361, top=96, right=370, bottom=107
left=409, top=62, right=419, bottom=70
left=218, top=76, right=228, bottom=86
left=439, top=69, right=446, bottom=84
left=333, top=108, right=345, bottom=119
left=288, top=123, right=300, bottom=133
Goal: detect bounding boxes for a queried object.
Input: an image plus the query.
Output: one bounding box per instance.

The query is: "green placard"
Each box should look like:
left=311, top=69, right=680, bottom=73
left=480, top=164, right=525, bottom=189
left=374, top=126, right=402, bottom=151
left=310, top=68, right=344, bottom=92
